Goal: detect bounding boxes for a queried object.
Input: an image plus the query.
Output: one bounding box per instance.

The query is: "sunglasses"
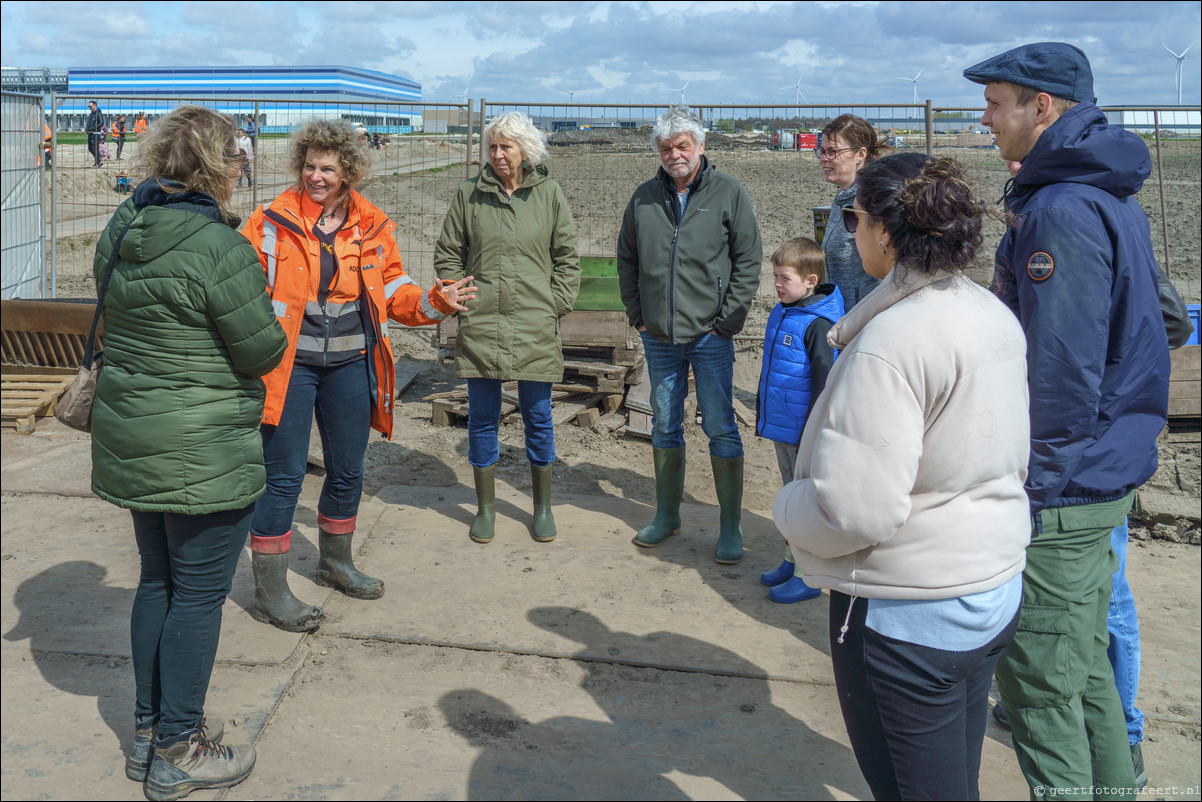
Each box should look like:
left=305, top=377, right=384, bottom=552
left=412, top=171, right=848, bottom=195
left=841, top=206, right=871, bottom=233
left=814, top=145, right=858, bottom=160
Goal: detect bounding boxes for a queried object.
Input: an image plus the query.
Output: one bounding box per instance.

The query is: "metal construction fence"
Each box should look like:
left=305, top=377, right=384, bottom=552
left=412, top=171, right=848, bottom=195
left=5, top=93, right=1199, bottom=302
left=1, top=91, right=46, bottom=299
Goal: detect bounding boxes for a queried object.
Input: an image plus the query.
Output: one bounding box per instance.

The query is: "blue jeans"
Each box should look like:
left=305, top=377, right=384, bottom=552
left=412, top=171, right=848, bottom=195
left=467, top=378, right=554, bottom=468
left=1107, top=518, right=1144, bottom=746
left=251, top=360, right=371, bottom=537
left=640, top=331, right=742, bottom=458
left=130, top=505, right=253, bottom=738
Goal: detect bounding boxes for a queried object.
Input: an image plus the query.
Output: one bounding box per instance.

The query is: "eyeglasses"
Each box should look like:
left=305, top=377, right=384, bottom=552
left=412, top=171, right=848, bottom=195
left=814, top=146, right=858, bottom=160
left=841, top=206, right=871, bottom=233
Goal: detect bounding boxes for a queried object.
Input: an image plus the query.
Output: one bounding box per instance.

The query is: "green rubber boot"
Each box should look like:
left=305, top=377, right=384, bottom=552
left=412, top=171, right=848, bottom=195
left=251, top=551, right=324, bottom=633
left=531, top=463, right=557, bottom=542
left=470, top=465, right=496, bottom=543
left=634, top=446, right=685, bottom=548
left=316, top=530, right=384, bottom=600
left=711, top=454, right=744, bottom=564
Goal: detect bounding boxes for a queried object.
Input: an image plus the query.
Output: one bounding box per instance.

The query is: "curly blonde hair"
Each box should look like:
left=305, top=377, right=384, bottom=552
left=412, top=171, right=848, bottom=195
left=288, top=119, right=372, bottom=207
left=484, top=112, right=548, bottom=167
left=135, top=105, right=242, bottom=216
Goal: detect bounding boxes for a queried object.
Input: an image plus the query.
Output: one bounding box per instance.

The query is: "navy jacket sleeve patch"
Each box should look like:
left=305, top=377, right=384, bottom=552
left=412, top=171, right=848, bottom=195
left=1027, top=252, right=1054, bottom=281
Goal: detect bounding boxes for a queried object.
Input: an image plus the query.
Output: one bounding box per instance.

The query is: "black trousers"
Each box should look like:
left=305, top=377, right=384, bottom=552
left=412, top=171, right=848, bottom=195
left=829, top=590, right=1019, bottom=801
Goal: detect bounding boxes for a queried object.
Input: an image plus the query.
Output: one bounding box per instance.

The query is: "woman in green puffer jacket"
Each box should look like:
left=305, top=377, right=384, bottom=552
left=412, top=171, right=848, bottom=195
left=90, top=105, right=285, bottom=801
left=434, top=111, right=580, bottom=546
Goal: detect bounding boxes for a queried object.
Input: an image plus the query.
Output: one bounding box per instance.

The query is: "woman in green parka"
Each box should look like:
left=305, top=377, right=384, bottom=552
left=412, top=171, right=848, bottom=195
left=90, top=105, right=286, bottom=801
left=434, top=111, right=580, bottom=544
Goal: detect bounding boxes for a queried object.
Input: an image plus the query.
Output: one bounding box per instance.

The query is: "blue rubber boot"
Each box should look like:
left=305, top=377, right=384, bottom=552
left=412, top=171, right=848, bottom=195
left=761, top=559, right=795, bottom=587
left=769, top=575, right=821, bottom=603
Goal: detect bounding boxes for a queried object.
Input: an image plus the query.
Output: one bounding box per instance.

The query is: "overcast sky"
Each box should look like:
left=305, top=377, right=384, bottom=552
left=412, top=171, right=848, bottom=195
left=2, top=1, right=1200, bottom=107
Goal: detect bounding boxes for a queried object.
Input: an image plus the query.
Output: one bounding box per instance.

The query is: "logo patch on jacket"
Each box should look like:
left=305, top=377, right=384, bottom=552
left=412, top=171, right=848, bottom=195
left=1027, top=252, right=1054, bottom=281
left=782, top=334, right=793, bottom=346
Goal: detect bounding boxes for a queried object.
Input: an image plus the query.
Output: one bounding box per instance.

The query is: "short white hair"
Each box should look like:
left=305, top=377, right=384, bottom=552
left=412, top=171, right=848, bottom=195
left=484, top=111, right=548, bottom=166
left=651, top=106, right=706, bottom=150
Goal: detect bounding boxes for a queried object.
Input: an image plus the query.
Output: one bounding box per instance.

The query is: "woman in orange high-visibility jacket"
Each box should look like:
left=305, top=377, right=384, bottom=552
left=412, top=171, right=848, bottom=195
left=241, top=119, right=475, bottom=632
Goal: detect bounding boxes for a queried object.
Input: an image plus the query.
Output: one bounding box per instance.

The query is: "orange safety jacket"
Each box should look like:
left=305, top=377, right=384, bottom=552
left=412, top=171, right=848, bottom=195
left=134, top=118, right=147, bottom=134
left=242, top=187, right=454, bottom=439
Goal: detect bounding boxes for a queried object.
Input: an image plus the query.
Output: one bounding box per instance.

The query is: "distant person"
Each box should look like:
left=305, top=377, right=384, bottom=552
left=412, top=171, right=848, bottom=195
left=236, top=129, right=253, bottom=187
left=816, top=114, right=890, bottom=308
left=755, top=237, right=843, bottom=604
left=434, top=111, right=580, bottom=544
left=241, top=119, right=474, bottom=631
left=112, top=114, right=127, bottom=161
left=617, top=106, right=762, bottom=564
left=964, top=41, right=1170, bottom=798
left=774, top=153, right=1030, bottom=800
left=90, top=104, right=286, bottom=800
left=244, top=114, right=257, bottom=147
left=85, top=100, right=104, bottom=167
left=134, top=112, right=148, bottom=137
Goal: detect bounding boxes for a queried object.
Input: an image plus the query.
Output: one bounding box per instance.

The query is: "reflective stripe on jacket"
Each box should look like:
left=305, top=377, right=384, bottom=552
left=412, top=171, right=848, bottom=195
left=242, top=187, right=455, bottom=439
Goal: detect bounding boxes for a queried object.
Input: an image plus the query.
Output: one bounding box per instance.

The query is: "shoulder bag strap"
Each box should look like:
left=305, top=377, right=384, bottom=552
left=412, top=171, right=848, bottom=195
left=84, top=213, right=139, bottom=365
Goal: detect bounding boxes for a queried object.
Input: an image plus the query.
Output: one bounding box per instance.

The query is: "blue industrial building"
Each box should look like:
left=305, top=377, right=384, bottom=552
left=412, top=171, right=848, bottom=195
left=50, top=65, right=422, bottom=133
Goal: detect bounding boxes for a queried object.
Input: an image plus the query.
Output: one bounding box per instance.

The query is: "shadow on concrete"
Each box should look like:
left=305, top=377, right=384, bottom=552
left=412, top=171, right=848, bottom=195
left=440, top=606, right=860, bottom=800
left=3, top=560, right=135, bottom=750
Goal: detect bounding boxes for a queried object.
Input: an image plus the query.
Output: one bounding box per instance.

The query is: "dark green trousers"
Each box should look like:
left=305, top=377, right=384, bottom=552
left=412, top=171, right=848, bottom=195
left=996, top=493, right=1137, bottom=801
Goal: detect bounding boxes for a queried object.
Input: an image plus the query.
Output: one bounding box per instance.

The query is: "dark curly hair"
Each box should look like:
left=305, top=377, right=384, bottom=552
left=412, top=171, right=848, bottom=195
left=855, top=153, right=984, bottom=274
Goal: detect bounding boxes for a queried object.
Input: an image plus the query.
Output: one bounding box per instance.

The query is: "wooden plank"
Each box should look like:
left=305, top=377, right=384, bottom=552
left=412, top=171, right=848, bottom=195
left=624, top=409, right=652, bottom=439
left=394, top=364, right=422, bottom=400
left=599, top=411, right=627, bottom=431
left=624, top=371, right=652, bottom=414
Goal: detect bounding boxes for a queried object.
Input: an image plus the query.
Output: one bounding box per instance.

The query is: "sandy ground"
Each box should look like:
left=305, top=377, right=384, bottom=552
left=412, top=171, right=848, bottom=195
left=42, top=136, right=1202, bottom=302
left=1, top=419, right=1199, bottom=801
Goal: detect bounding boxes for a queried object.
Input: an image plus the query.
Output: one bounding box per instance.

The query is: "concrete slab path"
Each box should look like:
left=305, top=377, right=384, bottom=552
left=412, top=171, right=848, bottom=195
left=2, top=421, right=1198, bottom=800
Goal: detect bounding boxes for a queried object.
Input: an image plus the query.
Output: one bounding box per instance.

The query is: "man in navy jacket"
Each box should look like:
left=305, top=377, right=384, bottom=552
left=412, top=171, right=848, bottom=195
left=966, top=42, right=1169, bottom=800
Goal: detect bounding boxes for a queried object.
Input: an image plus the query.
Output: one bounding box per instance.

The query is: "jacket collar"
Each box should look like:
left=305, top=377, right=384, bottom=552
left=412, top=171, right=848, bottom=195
left=477, top=161, right=549, bottom=195
left=656, top=154, right=711, bottom=195
left=268, top=186, right=372, bottom=236
left=1004, top=101, right=1150, bottom=207
left=829, top=266, right=961, bottom=349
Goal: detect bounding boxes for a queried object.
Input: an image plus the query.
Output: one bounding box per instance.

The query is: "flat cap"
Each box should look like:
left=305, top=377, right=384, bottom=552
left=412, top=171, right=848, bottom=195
left=964, top=42, right=1094, bottom=103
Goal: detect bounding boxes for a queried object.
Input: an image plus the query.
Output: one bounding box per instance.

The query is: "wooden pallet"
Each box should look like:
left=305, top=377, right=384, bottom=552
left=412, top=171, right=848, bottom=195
left=1, top=373, right=76, bottom=434
left=1169, top=345, right=1200, bottom=421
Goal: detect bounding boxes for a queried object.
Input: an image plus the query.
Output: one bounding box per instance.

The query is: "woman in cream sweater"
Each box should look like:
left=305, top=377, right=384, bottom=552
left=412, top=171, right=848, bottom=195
left=773, top=153, right=1030, bottom=800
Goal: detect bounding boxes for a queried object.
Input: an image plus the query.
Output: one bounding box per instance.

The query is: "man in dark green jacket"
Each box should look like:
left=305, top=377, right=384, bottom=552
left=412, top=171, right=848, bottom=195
left=617, top=105, right=762, bottom=565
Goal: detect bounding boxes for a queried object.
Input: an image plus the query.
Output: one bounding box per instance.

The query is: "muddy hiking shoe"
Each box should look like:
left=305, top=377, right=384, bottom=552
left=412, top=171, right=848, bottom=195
left=126, top=714, right=224, bottom=781
left=143, top=730, right=255, bottom=800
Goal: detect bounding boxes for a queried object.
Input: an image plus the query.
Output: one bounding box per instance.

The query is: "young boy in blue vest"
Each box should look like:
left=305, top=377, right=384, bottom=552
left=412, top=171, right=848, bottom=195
left=755, top=238, right=845, bottom=603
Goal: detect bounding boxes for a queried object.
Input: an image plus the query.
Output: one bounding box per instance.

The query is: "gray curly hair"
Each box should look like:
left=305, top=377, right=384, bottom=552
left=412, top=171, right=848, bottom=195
left=651, top=106, right=706, bottom=150
left=484, top=112, right=548, bottom=167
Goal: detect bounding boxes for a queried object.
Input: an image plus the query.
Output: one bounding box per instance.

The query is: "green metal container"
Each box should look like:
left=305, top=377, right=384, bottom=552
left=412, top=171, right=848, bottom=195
left=574, top=256, right=625, bottom=311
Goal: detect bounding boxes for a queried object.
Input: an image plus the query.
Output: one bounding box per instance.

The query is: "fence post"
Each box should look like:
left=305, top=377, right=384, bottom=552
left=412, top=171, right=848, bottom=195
left=50, top=90, right=58, bottom=298
left=1152, top=111, right=1172, bottom=277
left=925, top=100, right=933, bottom=155
left=464, top=101, right=472, bottom=179
left=252, top=101, right=259, bottom=209
left=478, top=98, right=487, bottom=167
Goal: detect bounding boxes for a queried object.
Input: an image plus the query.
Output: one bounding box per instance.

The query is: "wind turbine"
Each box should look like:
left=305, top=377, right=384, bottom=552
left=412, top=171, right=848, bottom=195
left=1164, top=43, right=1197, bottom=104
left=779, top=73, right=808, bottom=105
left=561, top=88, right=579, bottom=103
left=458, top=81, right=470, bottom=106
left=674, top=81, right=689, bottom=106
left=897, top=66, right=926, bottom=104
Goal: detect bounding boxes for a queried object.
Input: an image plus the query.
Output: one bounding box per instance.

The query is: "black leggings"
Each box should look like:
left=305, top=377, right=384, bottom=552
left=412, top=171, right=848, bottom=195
left=829, top=590, right=1018, bottom=801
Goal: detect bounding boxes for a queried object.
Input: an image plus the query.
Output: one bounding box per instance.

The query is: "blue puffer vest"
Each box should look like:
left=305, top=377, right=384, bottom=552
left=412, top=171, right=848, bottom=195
left=756, top=286, right=845, bottom=444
